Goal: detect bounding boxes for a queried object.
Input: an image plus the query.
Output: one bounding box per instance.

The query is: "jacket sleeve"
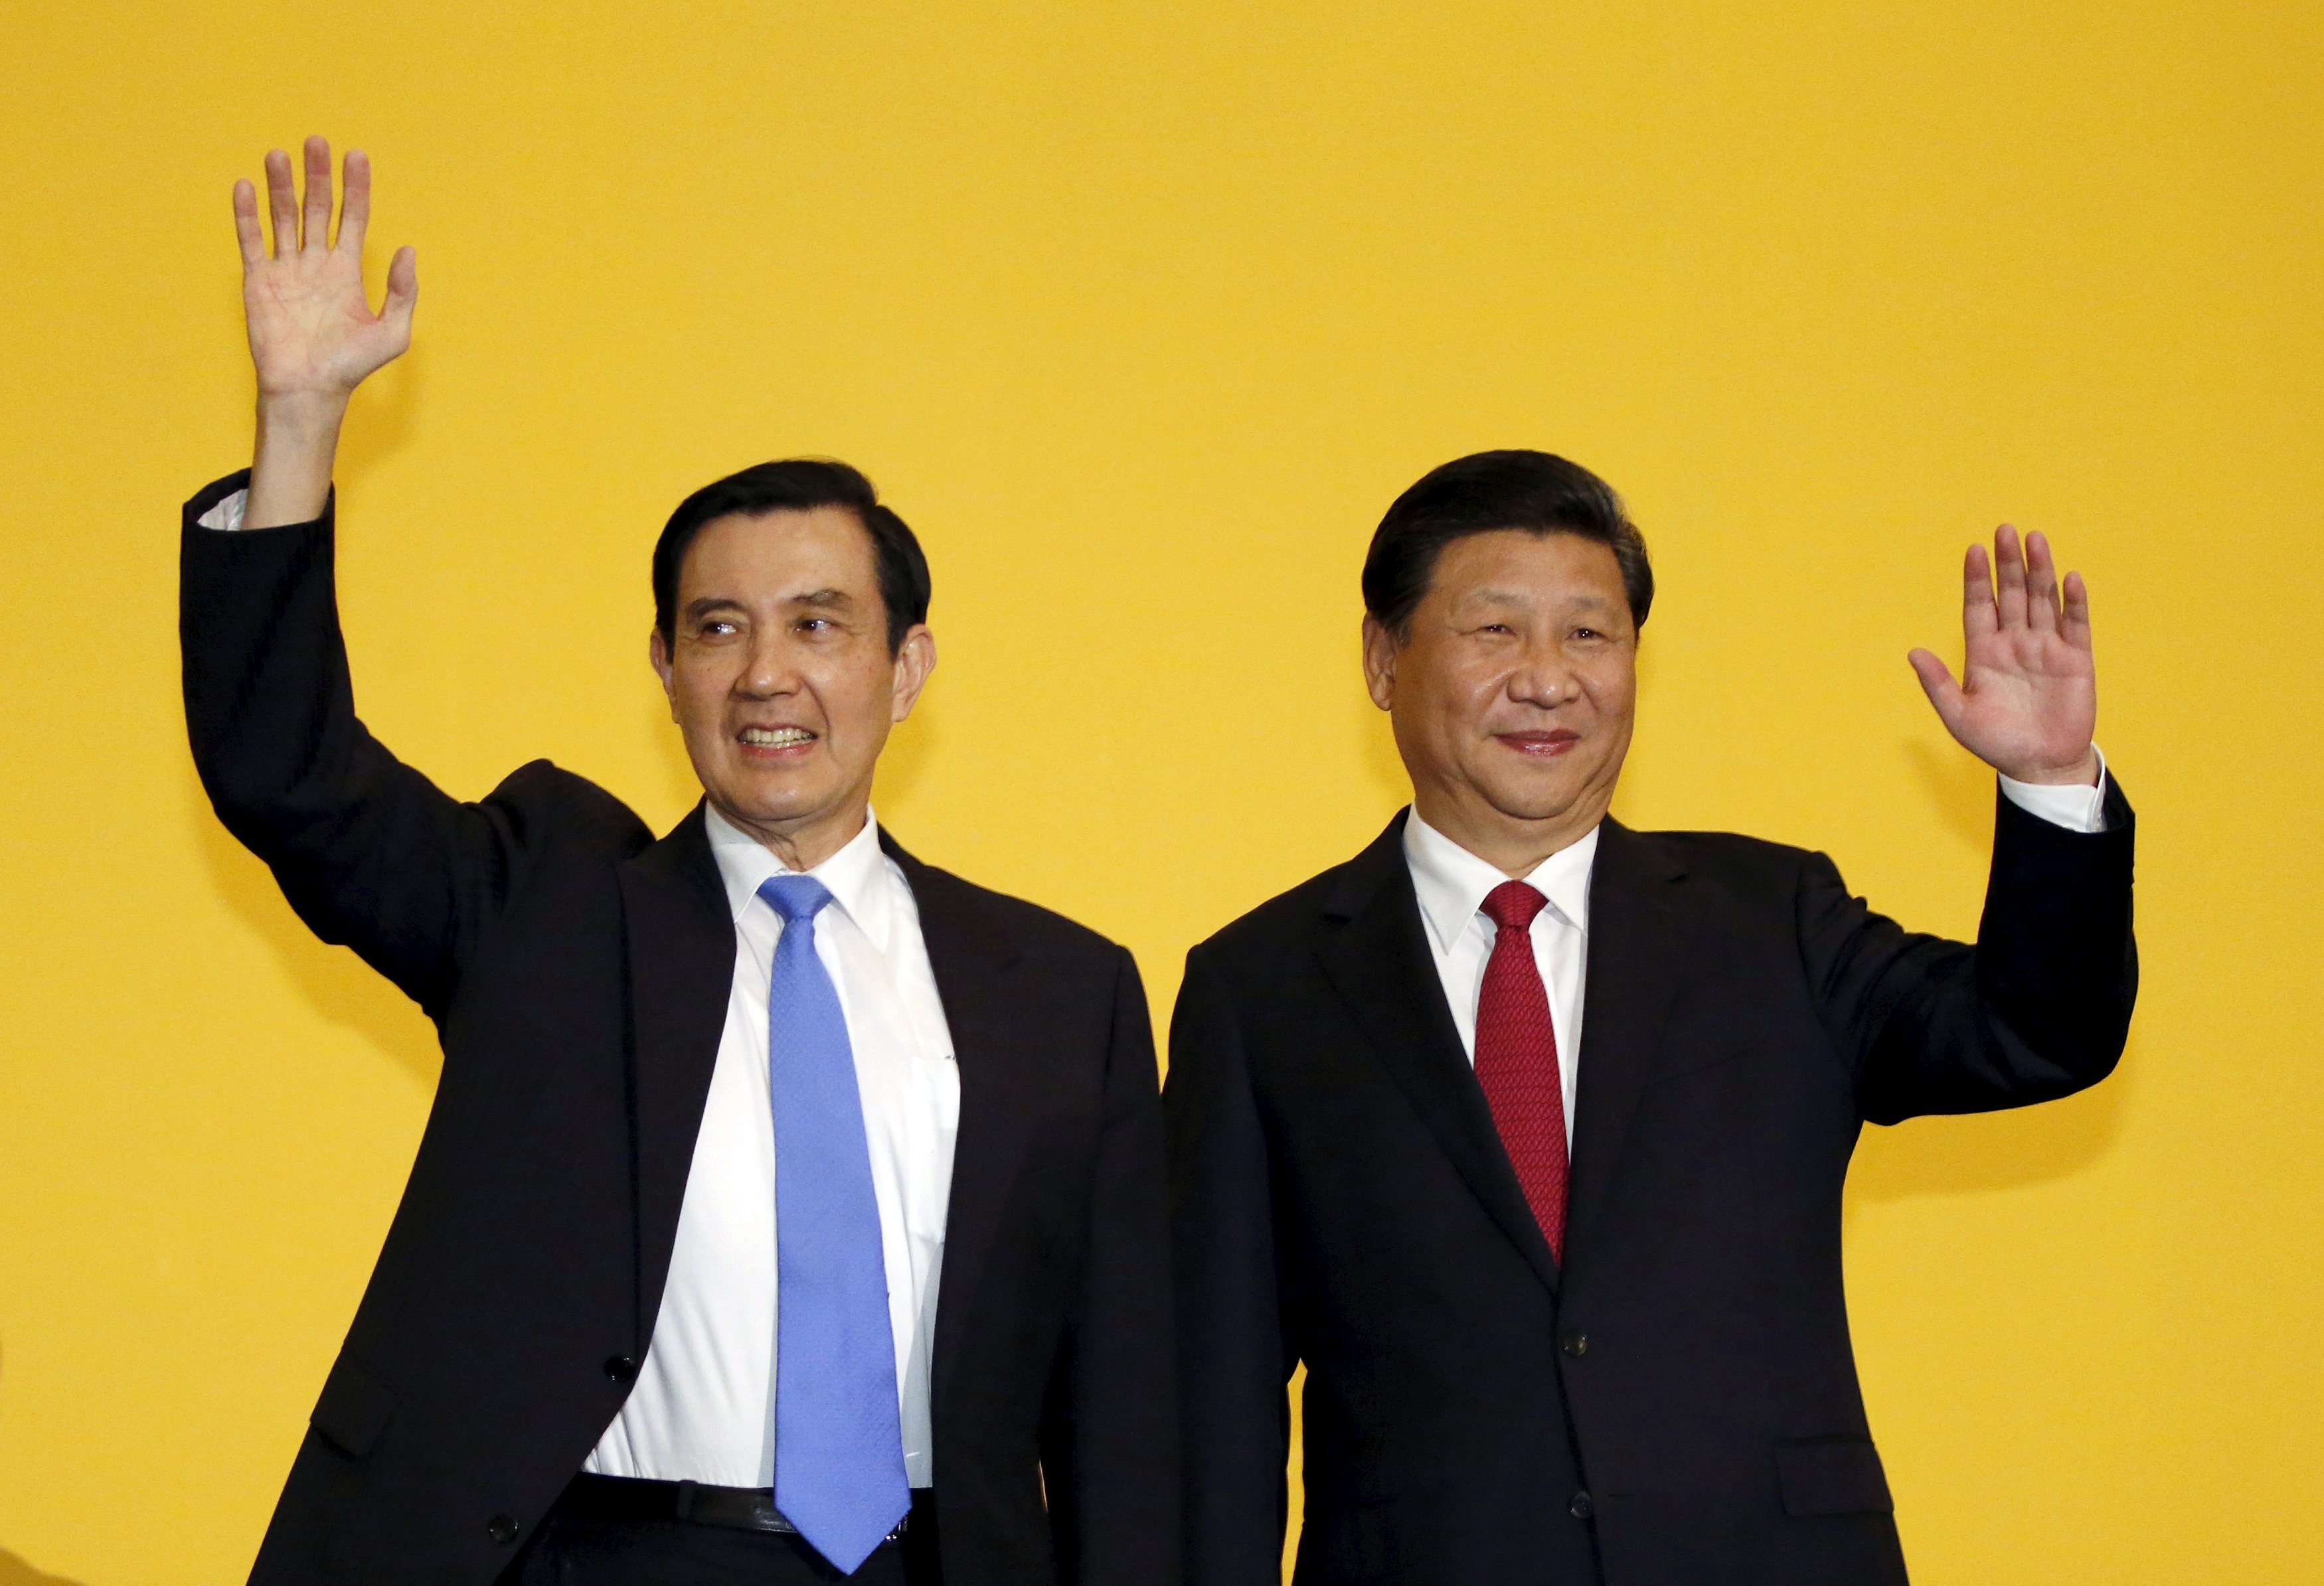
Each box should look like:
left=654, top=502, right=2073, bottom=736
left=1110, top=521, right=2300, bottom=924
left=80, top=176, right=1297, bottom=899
left=1041, top=944, right=1181, bottom=1586
left=180, top=472, right=631, bottom=1020
left=1165, top=944, right=1295, bottom=1586
left=1800, top=777, right=2139, bottom=1125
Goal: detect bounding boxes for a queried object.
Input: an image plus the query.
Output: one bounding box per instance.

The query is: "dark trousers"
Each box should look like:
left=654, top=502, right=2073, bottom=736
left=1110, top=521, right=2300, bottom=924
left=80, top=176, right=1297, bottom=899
left=501, top=1486, right=942, bottom=1586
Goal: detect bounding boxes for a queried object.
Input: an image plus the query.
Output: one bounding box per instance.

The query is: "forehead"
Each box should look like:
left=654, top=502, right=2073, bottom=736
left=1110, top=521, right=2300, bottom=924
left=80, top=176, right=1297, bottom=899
left=1429, top=528, right=1627, bottom=609
left=679, top=507, right=877, bottom=599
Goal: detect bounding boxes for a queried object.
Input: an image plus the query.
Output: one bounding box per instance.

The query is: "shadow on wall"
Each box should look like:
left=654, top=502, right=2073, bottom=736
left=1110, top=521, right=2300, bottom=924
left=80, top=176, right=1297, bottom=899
left=0, top=1551, right=86, bottom=1586
left=183, top=765, right=443, bottom=1088
left=333, top=341, right=423, bottom=494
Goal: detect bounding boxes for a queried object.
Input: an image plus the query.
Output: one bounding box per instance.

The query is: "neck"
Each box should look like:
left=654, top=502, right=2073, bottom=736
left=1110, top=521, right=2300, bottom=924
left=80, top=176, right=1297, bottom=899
left=1410, top=785, right=1610, bottom=879
left=708, top=795, right=871, bottom=874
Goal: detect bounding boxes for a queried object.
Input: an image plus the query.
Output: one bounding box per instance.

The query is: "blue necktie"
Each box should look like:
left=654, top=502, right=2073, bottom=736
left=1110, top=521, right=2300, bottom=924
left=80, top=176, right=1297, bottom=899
left=758, top=874, right=909, bottom=1574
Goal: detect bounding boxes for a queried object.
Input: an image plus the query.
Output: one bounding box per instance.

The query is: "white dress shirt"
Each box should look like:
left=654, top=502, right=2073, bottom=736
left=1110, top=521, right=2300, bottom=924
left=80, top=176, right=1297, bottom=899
left=585, top=805, right=960, bottom=1489
left=1404, top=757, right=2110, bottom=1145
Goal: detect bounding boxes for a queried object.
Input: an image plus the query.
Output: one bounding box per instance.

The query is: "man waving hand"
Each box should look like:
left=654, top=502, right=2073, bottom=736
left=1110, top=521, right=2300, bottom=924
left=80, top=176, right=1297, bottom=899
left=1169, top=450, right=2133, bottom=1586
left=188, top=140, right=1175, bottom=1586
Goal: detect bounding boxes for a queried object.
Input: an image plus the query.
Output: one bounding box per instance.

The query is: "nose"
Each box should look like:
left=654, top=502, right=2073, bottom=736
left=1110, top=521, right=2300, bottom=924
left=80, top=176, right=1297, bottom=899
left=734, top=628, right=801, bottom=699
left=1507, top=635, right=1576, bottom=709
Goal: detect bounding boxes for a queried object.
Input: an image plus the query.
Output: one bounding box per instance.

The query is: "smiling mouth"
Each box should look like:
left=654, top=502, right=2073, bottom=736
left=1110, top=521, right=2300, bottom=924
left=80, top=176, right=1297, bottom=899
left=738, top=726, right=816, bottom=749
left=1497, top=730, right=1579, bottom=755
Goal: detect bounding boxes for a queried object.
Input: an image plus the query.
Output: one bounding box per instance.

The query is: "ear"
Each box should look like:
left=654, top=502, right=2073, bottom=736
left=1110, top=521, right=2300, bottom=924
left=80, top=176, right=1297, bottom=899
left=888, top=625, right=937, bottom=723
left=1361, top=615, right=1400, bottom=712
left=649, top=628, right=678, bottom=720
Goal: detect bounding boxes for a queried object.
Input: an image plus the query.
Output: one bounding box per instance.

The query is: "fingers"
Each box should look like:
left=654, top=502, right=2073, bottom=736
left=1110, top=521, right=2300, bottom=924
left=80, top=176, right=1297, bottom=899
left=1961, top=542, right=1998, bottom=642
left=1908, top=649, right=1966, bottom=733
left=264, top=147, right=297, bottom=258
left=232, top=178, right=266, bottom=271
left=380, top=245, right=420, bottom=347
left=2023, top=530, right=2060, bottom=633
left=301, top=135, right=333, bottom=253
left=2060, top=568, right=2093, bottom=651
left=1992, top=523, right=2029, bottom=629
left=337, top=149, right=371, bottom=254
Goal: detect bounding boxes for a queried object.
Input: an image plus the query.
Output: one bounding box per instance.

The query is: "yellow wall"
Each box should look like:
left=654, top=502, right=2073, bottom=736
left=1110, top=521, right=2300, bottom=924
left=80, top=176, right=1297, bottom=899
left=2, top=1, right=2319, bottom=1580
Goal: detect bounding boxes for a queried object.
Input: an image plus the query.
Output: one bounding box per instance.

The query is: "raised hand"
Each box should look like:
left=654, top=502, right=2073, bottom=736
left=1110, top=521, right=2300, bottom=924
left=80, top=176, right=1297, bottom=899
left=236, top=137, right=416, bottom=399
left=1908, top=526, right=2100, bottom=786
left=232, top=137, right=416, bottom=526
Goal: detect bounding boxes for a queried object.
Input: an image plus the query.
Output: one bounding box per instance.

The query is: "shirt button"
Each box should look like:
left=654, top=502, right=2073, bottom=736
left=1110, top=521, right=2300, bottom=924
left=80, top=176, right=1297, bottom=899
left=1560, top=1330, right=1590, bottom=1358
left=487, top=1514, right=521, bottom=1544
left=1569, top=1490, right=1595, bottom=1521
left=603, top=1354, right=638, bottom=1383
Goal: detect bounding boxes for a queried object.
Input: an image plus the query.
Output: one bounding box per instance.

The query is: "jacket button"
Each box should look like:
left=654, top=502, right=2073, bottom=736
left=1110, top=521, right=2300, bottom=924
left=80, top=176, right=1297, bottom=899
left=487, top=1514, right=520, bottom=1544
left=603, top=1354, right=638, bottom=1383
left=1569, top=1490, right=1595, bottom=1521
left=1560, top=1331, right=1590, bottom=1358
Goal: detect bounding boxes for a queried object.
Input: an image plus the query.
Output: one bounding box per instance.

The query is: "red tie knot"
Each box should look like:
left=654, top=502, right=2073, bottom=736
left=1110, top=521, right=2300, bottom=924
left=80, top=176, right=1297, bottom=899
left=1482, top=880, right=1548, bottom=933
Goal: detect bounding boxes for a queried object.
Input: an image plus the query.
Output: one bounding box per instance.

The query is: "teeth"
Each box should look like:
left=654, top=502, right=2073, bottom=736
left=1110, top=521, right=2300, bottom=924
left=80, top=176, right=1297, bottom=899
left=740, top=727, right=813, bottom=747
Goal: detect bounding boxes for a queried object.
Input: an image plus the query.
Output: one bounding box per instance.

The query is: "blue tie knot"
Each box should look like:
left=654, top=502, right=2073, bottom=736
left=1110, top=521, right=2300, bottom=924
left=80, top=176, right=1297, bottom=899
left=758, top=873, right=835, bottom=925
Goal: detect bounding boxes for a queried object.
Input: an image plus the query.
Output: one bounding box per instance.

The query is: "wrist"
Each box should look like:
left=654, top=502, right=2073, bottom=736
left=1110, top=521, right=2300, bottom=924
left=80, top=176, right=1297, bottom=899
left=255, top=389, right=352, bottom=439
left=1999, top=747, right=2102, bottom=787
left=247, top=394, right=347, bottom=528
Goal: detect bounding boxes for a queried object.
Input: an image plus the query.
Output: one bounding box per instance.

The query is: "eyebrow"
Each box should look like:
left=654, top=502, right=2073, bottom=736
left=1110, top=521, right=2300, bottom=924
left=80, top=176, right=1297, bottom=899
left=1462, top=587, right=1618, bottom=611
left=683, top=588, right=857, bottom=621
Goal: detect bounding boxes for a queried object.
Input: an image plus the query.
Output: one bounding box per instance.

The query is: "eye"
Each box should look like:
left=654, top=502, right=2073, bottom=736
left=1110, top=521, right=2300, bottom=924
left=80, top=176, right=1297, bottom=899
left=795, top=616, right=833, bottom=635
left=697, top=619, right=740, bottom=638
left=1477, top=622, right=1515, bottom=635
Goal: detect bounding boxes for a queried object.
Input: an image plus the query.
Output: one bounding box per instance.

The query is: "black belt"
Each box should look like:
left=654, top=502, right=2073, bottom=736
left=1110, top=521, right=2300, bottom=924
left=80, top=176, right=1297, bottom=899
left=556, top=1472, right=921, bottom=1542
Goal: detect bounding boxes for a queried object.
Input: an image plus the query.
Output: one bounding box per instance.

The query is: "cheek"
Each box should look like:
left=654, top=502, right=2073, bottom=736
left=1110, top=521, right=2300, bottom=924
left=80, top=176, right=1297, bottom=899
left=672, top=661, right=734, bottom=728
left=1580, top=669, right=1637, bottom=726
left=1442, top=659, right=1512, bottom=719
left=817, top=663, right=898, bottom=737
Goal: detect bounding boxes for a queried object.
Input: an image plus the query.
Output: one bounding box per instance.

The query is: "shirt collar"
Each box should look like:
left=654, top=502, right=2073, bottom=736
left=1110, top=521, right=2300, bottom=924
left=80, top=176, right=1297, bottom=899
left=703, top=803, right=894, bottom=953
left=1402, top=806, right=1600, bottom=954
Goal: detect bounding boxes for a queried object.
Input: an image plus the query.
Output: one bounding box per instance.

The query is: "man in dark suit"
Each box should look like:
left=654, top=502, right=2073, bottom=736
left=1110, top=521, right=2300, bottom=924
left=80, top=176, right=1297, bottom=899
left=187, top=139, right=1173, bottom=1586
left=1167, top=449, right=2135, bottom=1585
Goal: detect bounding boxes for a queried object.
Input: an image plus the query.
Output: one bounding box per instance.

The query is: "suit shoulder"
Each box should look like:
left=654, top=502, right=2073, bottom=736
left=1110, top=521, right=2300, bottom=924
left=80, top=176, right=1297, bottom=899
left=1637, top=825, right=1824, bottom=890
left=901, top=857, right=1127, bottom=966
left=482, top=759, right=655, bottom=862
left=1191, top=857, right=1357, bottom=965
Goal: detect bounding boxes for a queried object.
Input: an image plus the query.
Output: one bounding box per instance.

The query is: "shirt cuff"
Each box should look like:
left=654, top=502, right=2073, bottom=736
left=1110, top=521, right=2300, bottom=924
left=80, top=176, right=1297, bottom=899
left=197, top=488, right=249, bottom=531
left=1999, top=745, right=2109, bottom=833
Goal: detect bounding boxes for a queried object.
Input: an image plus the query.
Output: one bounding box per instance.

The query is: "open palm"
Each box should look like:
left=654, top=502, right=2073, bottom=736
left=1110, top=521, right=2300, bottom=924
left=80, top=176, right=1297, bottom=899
left=235, top=137, right=415, bottom=400
left=1908, top=524, right=2099, bottom=785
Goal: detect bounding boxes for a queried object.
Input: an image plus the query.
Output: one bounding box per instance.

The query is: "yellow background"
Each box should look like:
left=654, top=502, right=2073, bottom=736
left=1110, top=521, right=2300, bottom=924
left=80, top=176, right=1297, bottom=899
left=2, top=1, right=2318, bottom=1581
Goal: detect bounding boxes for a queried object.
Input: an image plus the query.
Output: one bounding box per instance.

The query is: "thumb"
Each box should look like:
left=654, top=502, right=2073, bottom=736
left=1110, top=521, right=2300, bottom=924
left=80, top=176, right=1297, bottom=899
left=1906, top=648, right=1965, bottom=730
left=380, top=245, right=418, bottom=341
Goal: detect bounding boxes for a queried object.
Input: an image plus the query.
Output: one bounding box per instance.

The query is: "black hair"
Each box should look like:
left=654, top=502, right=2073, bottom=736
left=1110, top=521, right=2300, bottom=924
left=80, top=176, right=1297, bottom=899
left=1361, top=449, right=1653, bottom=639
left=651, top=459, right=931, bottom=657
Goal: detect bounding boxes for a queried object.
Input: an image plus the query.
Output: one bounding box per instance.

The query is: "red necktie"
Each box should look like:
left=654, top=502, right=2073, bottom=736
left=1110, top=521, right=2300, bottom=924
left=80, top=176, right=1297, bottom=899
left=1475, top=880, right=1570, bottom=1261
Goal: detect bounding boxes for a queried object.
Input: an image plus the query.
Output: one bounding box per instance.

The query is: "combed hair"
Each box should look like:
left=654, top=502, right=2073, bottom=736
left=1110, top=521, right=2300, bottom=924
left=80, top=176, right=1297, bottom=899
left=651, top=459, right=930, bottom=657
left=1362, top=450, right=1653, bottom=639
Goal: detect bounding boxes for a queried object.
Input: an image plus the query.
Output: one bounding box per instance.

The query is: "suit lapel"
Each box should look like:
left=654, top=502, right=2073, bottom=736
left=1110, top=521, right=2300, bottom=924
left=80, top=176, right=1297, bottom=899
left=616, top=805, right=738, bottom=1312
left=1316, top=814, right=1562, bottom=1299
left=880, top=833, right=1031, bottom=1413
left=1564, top=817, right=1688, bottom=1268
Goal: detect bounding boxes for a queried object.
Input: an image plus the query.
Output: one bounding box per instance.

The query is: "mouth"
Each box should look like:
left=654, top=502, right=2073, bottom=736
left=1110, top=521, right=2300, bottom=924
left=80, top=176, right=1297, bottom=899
left=736, top=725, right=817, bottom=756
left=1495, top=729, right=1580, bottom=757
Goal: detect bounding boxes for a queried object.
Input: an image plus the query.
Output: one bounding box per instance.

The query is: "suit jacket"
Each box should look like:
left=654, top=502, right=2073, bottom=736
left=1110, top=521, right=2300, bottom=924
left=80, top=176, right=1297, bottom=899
left=1167, top=794, right=2135, bottom=1586
left=179, top=473, right=1177, bottom=1586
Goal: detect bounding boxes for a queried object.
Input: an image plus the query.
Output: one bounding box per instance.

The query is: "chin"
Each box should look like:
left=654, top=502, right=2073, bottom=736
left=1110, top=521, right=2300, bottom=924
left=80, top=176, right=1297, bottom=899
left=1479, top=779, right=1586, bottom=825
